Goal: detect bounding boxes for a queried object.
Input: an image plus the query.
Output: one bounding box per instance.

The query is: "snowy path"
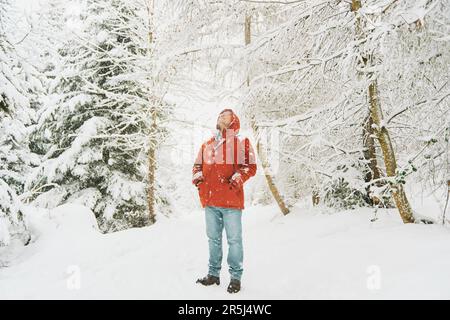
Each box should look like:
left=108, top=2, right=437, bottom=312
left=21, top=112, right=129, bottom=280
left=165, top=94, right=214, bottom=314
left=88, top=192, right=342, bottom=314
left=1, top=203, right=450, bottom=299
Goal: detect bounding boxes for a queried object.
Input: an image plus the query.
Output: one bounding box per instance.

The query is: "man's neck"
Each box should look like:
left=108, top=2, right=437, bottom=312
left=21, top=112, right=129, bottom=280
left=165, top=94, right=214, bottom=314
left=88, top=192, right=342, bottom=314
left=215, top=126, right=227, bottom=143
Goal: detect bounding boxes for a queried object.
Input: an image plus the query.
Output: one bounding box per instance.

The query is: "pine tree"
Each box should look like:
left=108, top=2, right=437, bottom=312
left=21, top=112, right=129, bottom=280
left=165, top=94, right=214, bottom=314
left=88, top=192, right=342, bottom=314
left=0, top=0, right=41, bottom=246
left=28, top=0, right=170, bottom=232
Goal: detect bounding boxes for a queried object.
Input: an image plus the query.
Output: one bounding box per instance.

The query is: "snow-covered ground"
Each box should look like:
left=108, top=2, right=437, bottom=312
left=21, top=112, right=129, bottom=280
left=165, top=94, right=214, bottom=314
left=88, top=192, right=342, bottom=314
left=1, top=200, right=449, bottom=300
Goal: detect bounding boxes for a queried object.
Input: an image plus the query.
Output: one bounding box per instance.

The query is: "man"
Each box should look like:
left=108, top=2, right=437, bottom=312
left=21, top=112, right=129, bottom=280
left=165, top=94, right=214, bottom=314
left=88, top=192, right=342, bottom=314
left=192, top=109, right=257, bottom=294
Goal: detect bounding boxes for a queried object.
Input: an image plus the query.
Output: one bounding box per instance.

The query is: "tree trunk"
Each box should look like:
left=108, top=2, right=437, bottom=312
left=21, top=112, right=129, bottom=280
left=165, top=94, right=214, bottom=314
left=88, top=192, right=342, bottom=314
left=362, top=114, right=382, bottom=205
left=146, top=0, right=156, bottom=225
left=147, top=107, right=157, bottom=225
left=245, top=14, right=290, bottom=215
left=368, top=82, right=414, bottom=223
left=245, top=14, right=251, bottom=87
left=443, top=180, right=450, bottom=224
left=251, top=120, right=290, bottom=215
left=352, top=0, right=414, bottom=223
left=353, top=0, right=381, bottom=206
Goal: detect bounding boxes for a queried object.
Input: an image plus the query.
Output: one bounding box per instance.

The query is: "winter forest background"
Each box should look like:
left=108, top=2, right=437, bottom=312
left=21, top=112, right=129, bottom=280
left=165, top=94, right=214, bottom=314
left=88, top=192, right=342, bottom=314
left=0, top=0, right=449, bottom=299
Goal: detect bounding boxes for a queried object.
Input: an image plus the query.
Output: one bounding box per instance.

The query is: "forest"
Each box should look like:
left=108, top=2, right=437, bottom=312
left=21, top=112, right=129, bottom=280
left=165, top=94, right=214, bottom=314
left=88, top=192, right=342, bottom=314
left=0, top=0, right=449, bottom=299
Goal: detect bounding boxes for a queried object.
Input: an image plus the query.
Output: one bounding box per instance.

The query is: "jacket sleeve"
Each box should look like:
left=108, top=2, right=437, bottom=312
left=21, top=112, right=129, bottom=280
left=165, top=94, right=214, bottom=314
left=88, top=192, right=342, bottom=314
left=236, top=137, right=257, bottom=183
left=192, top=143, right=204, bottom=184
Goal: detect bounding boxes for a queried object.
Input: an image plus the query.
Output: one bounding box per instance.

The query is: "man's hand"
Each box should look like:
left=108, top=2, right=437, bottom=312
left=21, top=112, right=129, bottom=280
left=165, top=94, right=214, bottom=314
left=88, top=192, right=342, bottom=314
left=229, top=172, right=243, bottom=190
left=192, top=171, right=204, bottom=188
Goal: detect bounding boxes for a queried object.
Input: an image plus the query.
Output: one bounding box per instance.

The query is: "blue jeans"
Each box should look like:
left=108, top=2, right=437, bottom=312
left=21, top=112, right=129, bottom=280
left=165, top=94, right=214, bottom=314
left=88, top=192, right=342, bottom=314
left=205, top=206, right=243, bottom=281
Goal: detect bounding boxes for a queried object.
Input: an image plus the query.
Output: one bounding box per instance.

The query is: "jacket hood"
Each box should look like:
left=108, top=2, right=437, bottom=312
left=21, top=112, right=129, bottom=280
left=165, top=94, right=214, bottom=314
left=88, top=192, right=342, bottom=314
left=216, top=108, right=240, bottom=137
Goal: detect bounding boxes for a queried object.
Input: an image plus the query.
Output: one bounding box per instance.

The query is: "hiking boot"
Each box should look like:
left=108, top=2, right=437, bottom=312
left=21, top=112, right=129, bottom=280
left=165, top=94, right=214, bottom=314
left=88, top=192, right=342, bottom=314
left=227, top=279, right=241, bottom=293
left=196, top=274, right=220, bottom=286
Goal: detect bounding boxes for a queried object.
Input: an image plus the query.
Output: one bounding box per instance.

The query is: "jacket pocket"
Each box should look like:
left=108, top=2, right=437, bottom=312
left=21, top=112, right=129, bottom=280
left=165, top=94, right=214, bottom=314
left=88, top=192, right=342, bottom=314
left=221, top=183, right=241, bottom=206
left=230, top=184, right=242, bottom=196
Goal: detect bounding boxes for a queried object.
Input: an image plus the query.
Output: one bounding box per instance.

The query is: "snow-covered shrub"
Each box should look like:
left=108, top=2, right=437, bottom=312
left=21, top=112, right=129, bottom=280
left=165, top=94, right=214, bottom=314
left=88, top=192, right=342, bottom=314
left=0, top=180, right=29, bottom=247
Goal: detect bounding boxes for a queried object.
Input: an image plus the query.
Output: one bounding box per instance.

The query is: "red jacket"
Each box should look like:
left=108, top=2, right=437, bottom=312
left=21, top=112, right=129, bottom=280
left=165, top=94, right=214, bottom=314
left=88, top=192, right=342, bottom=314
left=192, top=110, right=257, bottom=209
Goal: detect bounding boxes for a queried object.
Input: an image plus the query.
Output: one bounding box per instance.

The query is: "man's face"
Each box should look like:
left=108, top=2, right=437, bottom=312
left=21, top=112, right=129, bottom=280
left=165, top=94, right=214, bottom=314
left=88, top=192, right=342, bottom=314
left=217, top=111, right=233, bottom=129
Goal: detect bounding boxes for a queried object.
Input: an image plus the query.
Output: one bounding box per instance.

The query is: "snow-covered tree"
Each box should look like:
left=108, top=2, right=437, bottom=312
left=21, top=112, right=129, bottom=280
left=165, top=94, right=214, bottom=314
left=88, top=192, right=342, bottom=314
left=235, top=0, right=449, bottom=220
left=0, top=0, right=42, bottom=246
left=27, top=0, right=171, bottom=232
